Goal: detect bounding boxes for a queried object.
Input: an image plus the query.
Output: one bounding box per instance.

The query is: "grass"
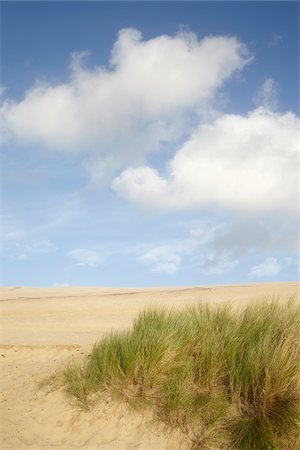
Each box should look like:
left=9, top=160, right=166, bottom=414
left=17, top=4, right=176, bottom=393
left=64, top=297, right=300, bottom=449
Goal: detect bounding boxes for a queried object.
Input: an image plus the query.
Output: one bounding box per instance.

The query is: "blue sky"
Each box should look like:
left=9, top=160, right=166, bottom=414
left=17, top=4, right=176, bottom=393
left=1, top=1, right=299, bottom=287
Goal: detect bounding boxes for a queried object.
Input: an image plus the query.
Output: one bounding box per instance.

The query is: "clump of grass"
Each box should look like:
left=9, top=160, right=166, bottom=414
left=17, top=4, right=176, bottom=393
left=88, top=308, right=179, bottom=404
left=226, top=299, right=300, bottom=449
left=64, top=360, right=98, bottom=408
left=64, top=297, right=300, bottom=449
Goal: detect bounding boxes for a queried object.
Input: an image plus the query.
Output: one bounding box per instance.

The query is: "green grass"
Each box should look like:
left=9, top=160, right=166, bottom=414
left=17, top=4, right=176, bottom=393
left=64, top=297, right=300, bottom=449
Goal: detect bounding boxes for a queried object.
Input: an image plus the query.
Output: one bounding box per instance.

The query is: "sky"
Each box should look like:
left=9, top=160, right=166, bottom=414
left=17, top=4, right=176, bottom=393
left=1, top=1, right=299, bottom=287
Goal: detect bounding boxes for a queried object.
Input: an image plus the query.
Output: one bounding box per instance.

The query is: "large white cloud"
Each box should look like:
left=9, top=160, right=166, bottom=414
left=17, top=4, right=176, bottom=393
left=1, top=28, right=251, bottom=180
left=113, top=108, right=299, bottom=213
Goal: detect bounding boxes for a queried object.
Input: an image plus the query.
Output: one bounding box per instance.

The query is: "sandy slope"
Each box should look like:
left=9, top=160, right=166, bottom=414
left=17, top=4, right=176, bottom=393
left=0, top=283, right=299, bottom=450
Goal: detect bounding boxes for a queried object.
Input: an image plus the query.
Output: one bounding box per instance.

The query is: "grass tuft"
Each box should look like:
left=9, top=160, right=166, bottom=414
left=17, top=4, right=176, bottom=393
left=64, top=297, right=300, bottom=449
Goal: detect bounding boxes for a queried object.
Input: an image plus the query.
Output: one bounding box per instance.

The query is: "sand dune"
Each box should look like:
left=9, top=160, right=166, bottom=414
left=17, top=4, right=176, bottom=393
left=1, top=282, right=299, bottom=449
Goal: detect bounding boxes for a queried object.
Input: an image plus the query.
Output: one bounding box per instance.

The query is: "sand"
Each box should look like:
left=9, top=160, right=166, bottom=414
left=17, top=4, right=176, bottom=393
left=1, top=282, right=299, bottom=449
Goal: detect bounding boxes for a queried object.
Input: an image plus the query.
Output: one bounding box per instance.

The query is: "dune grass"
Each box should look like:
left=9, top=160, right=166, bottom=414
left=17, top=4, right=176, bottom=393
left=65, top=297, right=300, bottom=449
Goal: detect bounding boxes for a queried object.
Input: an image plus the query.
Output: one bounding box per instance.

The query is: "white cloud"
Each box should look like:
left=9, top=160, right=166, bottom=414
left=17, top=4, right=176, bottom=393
left=29, top=240, right=58, bottom=254
left=67, top=248, right=105, bottom=267
left=210, top=215, right=298, bottom=257
left=189, top=217, right=298, bottom=275
left=3, top=239, right=58, bottom=261
left=268, top=34, right=283, bottom=48
left=0, top=85, right=6, bottom=97
left=152, top=262, right=179, bottom=275
left=140, top=245, right=181, bottom=274
left=15, top=253, right=28, bottom=261
left=248, top=257, right=281, bottom=278
left=134, top=215, right=298, bottom=278
left=198, top=252, right=238, bottom=275
left=253, top=78, right=279, bottom=110
left=113, top=108, right=299, bottom=214
left=137, top=224, right=239, bottom=276
left=189, top=224, right=223, bottom=245
left=53, top=282, right=70, bottom=287
left=2, top=229, right=26, bottom=242
left=1, top=28, right=251, bottom=179
left=282, top=257, right=292, bottom=266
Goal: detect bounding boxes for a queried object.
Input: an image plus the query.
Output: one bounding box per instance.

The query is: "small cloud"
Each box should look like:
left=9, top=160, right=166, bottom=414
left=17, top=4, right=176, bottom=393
left=4, top=239, right=58, bottom=261
left=53, top=282, right=70, bottom=287
left=199, top=253, right=238, bottom=275
left=282, top=257, right=292, bottom=266
left=253, top=78, right=279, bottom=110
left=86, top=155, right=121, bottom=187
left=69, top=50, right=91, bottom=72
left=152, top=262, right=179, bottom=275
left=140, top=246, right=181, bottom=275
left=189, top=224, right=222, bottom=245
left=3, top=230, right=25, bottom=241
left=0, top=85, right=6, bottom=97
left=268, top=34, right=283, bottom=48
left=68, top=248, right=105, bottom=267
left=29, top=240, right=58, bottom=254
left=15, top=253, right=28, bottom=261
left=248, top=257, right=281, bottom=278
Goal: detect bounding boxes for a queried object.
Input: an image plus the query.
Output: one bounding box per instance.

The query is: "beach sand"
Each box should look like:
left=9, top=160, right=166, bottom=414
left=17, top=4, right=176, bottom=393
left=1, top=282, right=299, bottom=449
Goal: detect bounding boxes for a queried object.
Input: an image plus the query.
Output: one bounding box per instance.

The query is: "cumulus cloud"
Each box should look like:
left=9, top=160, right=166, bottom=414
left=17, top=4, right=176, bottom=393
left=253, top=78, right=279, bottom=110
left=113, top=108, right=299, bottom=214
left=1, top=28, right=251, bottom=180
left=248, top=257, right=281, bottom=278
